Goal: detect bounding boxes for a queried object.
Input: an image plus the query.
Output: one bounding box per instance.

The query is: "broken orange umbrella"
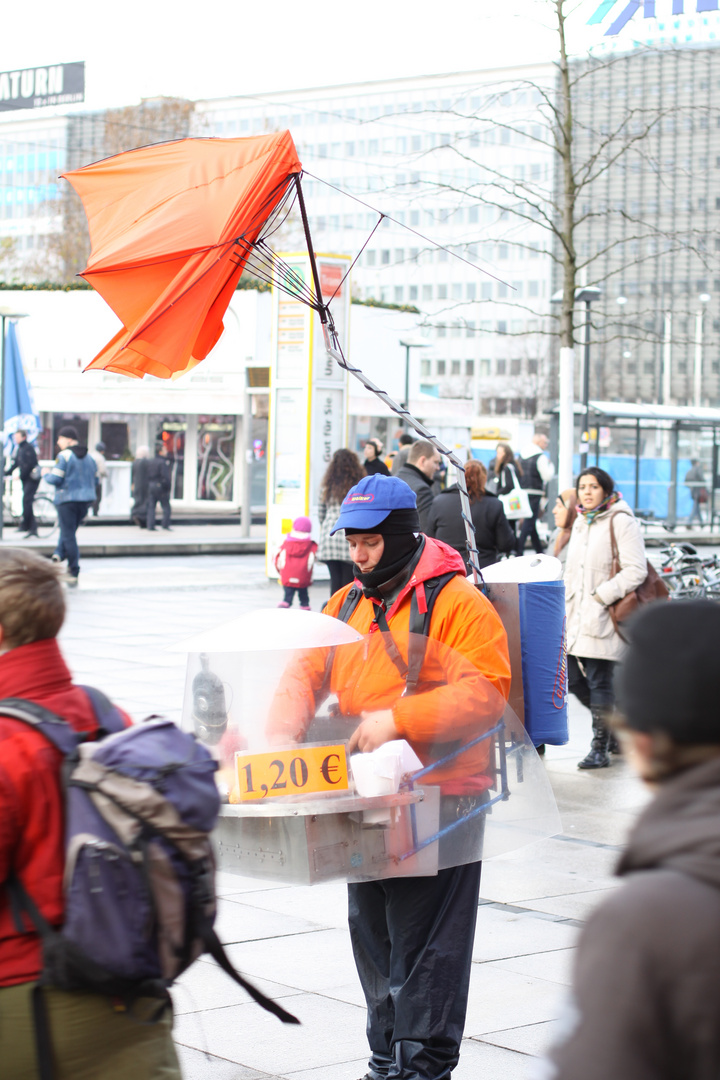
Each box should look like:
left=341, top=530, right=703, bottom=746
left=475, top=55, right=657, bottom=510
left=62, top=132, right=303, bottom=379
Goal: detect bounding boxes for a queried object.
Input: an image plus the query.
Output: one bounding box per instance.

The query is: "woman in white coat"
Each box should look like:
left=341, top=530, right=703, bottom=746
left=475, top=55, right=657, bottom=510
left=565, top=467, right=647, bottom=770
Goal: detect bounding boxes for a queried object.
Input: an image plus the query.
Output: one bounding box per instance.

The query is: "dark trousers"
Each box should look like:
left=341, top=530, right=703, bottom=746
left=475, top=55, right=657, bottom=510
left=20, top=478, right=39, bottom=532
left=516, top=494, right=544, bottom=554
left=282, top=585, right=310, bottom=606
left=348, top=861, right=483, bottom=1080
left=146, top=483, right=171, bottom=529
left=55, top=501, right=91, bottom=577
left=325, top=559, right=355, bottom=596
left=568, top=654, right=616, bottom=710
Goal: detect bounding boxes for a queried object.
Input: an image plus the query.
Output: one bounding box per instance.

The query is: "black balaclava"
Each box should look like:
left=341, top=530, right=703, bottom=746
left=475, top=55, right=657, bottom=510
left=346, top=507, right=421, bottom=593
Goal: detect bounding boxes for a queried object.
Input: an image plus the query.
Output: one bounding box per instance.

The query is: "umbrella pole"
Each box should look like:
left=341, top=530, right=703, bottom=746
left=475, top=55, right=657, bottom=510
left=294, top=176, right=328, bottom=328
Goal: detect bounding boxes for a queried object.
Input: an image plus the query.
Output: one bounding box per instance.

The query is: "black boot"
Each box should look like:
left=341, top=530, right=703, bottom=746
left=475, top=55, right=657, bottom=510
left=578, top=708, right=611, bottom=770
left=608, top=731, right=622, bottom=755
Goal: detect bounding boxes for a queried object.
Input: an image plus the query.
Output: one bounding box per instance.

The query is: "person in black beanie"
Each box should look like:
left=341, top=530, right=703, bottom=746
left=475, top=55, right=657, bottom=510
left=267, top=473, right=511, bottom=1080
left=545, top=599, right=720, bottom=1080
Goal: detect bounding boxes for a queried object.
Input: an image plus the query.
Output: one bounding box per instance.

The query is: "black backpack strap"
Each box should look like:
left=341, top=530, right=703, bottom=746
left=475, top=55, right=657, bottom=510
left=335, top=583, right=363, bottom=624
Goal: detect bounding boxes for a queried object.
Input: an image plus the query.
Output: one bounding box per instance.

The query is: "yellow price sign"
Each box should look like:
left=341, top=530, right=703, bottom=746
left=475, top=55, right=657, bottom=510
left=234, top=745, right=349, bottom=802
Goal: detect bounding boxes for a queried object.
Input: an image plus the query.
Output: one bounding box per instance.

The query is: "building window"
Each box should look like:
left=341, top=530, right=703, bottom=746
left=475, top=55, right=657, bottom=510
left=366, top=250, right=376, bottom=267
left=465, top=359, right=475, bottom=376
left=496, top=359, right=507, bottom=375
left=451, top=360, right=461, bottom=375
left=466, top=283, right=476, bottom=300
left=409, top=285, right=418, bottom=301
left=437, top=359, right=446, bottom=375
left=394, top=287, right=404, bottom=303
left=420, top=359, right=431, bottom=377
left=381, top=250, right=391, bottom=265
left=480, top=359, right=491, bottom=376
left=510, top=358, right=522, bottom=376
left=528, top=358, right=538, bottom=375
left=422, top=285, right=433, bottom=301
left=438, top=284, right=448, bottom=300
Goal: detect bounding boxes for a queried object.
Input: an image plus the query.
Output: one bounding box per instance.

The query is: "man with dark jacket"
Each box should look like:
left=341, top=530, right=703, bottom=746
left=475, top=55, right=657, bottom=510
left=396, top=438, right=441, bottom=532
left=44, top=426, right=97, bottom=587
left=544, top=600, right=720, bottom=1080
left=0, top=549, right=181, bottom=1078
left=516, top=431, right=554, bottom=555
left=146, top=444, right=173, bottom=531
left=4, top=430, right=39, bottom=536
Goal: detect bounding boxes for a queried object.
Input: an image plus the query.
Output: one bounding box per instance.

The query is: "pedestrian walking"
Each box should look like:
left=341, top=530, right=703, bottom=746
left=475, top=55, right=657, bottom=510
left=146, top=444, right=172, bottom=531
left=516, top=430, right=555, bottom=554
left=544, top=599, right=720, bottom=1080
left=363, top=438, right=390, bottom=476
left=390, top=432, right=415, bottom=475
left=564, top=467, right=647, bottom=770
left=684, top=458, right=707, bottom=526
left=274, top=516, right=317, bottom=609
left=396, top=438, right=442, bottom=532
left=131, top=445, right=150, bottom=527
left=317, top=448, right=365, bottom=595
left=0, top=549, right=182, bottom=1079
left=486, top=443, right=523, bottom=537
left=43, top=426, right=97, bottom=587
left=426, top=460, right=515, bottom=570
left=90, top=440, right=108, bottom=516
left=267, top=473, right=511, bottom=1080
left=549, top=488, right=578, bottom=571
left=4, top=430, right=40, bottom=537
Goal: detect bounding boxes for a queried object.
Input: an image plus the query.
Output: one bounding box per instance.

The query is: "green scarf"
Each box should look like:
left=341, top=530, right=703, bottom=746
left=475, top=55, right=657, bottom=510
left=578, top=490, right=620, bottom=526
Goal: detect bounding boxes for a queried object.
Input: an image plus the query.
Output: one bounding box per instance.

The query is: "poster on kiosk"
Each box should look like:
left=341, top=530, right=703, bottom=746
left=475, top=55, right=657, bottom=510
left=266, top=254, right=350, bottom=576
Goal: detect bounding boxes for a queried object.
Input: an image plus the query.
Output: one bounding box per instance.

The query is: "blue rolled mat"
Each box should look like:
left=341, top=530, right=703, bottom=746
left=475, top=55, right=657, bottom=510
left=518, top=579, right=569, bottom=746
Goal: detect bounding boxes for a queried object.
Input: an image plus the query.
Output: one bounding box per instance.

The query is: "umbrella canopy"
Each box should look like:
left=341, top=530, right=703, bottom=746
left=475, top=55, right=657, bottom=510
left=3, top=321, right=41, bottom=444
left=63, top=132, right=301, bottom=379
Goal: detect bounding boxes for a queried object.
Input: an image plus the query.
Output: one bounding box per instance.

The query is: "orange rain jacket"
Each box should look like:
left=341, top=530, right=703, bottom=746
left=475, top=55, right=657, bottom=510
left=268, top=537, right=511, bottom=791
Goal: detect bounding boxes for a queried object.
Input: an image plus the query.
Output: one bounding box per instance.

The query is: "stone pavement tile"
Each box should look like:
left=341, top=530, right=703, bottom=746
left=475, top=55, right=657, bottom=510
left=454, top=1037, right=537, bottom=1080
left=173, top=992, right=367, bottom=1073
left=173, top=957, right=303, bottom=1015
left=283, top=1055, right=369, bottom=1080
left=520, top=884, right=619, bottom=920
left=491, top=947, right=575, bottom=987
left=472, top=904, right=578, bottom=962
left=223, top=929, right=360, bottom=995
left=214, top=897, right=332, bottom=945
left=176, top=1045, right=282, bottom=1080
left=215, top=872, right=293, bottom=897
left=236, top=882, right=351, bottom=932
left=478, top=1018, right=565, bottom=1057
left=558, top=809, right=643, bottom=847
left=464, top=964, right=566, bottom=1037
left=479, top=838, right=617, bottom=904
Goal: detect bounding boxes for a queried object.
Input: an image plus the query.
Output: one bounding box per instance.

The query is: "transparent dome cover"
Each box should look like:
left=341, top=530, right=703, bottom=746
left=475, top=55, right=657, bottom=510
left=180, top=626, right=560, bottom=882
left=170, top=607, right=363, bottom=654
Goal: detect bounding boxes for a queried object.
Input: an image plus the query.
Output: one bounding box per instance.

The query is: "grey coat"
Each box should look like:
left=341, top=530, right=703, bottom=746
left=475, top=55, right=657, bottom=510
left=317, top=498, right=352, bottom=563
left=545, top=756, right=720, bottom=1080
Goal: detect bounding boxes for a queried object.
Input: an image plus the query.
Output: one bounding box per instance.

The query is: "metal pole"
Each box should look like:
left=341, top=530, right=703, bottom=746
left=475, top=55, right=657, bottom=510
left=661, top=311, right=672, bottom=406
left=403, top=344, right=410, bottom=425
left=580, top=299, right=591, bottom=472
left=294, top=175, right=328, bottom=328
left=241, top=381, right=252, bottom=538
left=634, top=419, right=641, bottom=512
left=667, top=422, right=679, bottom=529
left=694, top=308, right=703, bottom=409
left=0, top=314, right=5, bottom=541
left=557, top=346, right=575, bottom=490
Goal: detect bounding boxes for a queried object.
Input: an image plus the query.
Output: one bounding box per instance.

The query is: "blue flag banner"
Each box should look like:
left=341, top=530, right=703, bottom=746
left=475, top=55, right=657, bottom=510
left=3, top=321, right=41, bottom=446
left=590, top=0, right=718, bottom=33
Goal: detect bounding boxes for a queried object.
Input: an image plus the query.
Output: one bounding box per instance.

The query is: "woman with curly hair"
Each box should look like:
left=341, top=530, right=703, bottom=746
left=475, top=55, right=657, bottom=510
left=426, top=460, right=516, bottom=570
left=317, top=448, right=365, bottom=595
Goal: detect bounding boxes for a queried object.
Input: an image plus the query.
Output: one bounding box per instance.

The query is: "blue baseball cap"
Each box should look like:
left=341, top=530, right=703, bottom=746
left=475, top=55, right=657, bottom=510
left=330, top=474, right=417, bottom=534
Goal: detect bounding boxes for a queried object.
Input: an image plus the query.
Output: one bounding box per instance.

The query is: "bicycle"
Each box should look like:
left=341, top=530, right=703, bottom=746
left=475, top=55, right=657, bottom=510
left=2, top=480, right=59, bottom=539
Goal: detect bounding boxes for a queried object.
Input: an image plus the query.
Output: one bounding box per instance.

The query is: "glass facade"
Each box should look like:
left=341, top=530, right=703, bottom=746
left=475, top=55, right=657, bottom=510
left=196, top=416, right=236, bottom=501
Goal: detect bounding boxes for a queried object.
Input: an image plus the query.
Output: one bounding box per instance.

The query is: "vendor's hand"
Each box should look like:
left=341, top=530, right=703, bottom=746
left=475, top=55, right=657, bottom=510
left=348, top=710, right=398, bottom=753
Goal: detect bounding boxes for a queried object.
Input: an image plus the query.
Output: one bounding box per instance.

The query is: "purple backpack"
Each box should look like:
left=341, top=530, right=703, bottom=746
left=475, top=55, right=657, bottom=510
left=4, top=691, right=298, bottom=1045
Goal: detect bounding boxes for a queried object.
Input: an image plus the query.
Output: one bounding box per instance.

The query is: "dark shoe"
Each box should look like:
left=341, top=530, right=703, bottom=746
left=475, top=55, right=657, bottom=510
left=608, top=732, right=622, bottom=755
left=147, top=527, right=157, bottom=531
left=162, top=526, right=173, bottom=531
left=578, top=708, right=611, bottom=770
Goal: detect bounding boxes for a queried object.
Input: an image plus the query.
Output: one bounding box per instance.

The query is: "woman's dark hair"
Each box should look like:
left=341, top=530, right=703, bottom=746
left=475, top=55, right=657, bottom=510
left=464, top=460, right=487, bottom=502
left=494, top=443, right=522, bottom=477
left=321, top=448, right=365, bottom=504
left=576, top=466, right=614, bottom=498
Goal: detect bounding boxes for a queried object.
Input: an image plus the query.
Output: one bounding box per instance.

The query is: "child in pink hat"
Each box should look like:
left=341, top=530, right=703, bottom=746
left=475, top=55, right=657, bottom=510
left=274, top=516, right=317, bottom=610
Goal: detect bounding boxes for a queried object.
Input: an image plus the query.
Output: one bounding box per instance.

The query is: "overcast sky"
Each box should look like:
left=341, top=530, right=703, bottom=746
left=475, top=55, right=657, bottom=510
left=1, top=1, right=620, bottom=110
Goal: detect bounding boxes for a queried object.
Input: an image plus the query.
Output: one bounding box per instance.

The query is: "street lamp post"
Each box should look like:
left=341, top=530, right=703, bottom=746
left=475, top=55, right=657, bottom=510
left=0, top=308, right=29, bottom=542
left=550, top=286, right=601, bottom=483
left=579, top=287, right=601, bottom=471
left=398, top=339, right=430, bottom=428
left=694, top=293, right=711, bottom=409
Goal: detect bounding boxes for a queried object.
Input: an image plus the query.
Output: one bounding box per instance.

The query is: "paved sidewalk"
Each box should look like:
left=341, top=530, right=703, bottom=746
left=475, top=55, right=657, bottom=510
left=56, top=557, right=648, bottom=1080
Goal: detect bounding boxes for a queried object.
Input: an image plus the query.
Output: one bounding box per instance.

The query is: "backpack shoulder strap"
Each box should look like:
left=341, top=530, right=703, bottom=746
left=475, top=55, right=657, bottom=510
left=77, top=685, right=126, bottom=736
left=0, top=699, right=80, bottom=757
left=336, top=583, right=363, bottom=624
left=405, top=571, right=461, bottom=695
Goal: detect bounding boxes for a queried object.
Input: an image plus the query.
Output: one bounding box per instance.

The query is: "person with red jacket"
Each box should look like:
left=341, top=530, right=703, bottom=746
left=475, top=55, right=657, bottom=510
left=268, top=474, right=511, bottom=1080
left=274, top=515, right=318, bottom=610
left=0, top=549, right=181, bottom=1079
